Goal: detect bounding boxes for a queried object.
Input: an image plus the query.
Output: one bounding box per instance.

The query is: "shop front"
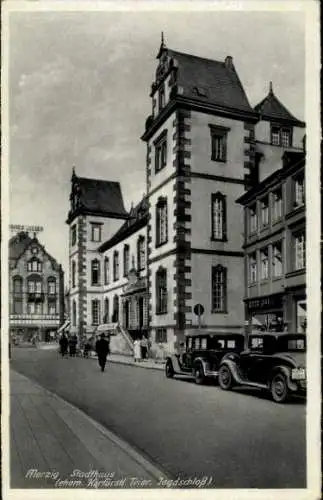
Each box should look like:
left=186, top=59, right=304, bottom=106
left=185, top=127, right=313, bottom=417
left=120, top=270, right=148, bottom=341
left=245, top=293, right=285, bottom=334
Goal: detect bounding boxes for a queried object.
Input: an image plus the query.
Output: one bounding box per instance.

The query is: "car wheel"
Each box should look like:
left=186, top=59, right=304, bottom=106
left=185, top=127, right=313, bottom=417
left=165, top=360, right=174, bottom=379
left=270, top=373, right=289, bottom=403
left=194, top=364, right=205, bottom=385
left=218, top=365, right=233, bottom=390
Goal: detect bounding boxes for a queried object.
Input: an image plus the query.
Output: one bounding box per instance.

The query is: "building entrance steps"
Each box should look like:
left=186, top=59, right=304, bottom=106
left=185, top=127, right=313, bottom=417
left=8, top=370, right=168, bottom=489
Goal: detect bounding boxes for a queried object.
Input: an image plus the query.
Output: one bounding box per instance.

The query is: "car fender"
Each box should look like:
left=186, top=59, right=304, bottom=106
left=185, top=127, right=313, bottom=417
left=269, top=365, right=298, bottom=392
left=192, top=356, right=209, bottom=374
left=165, top=354, right=181, bottom=374
left=220, top=358, right=246, bottom=385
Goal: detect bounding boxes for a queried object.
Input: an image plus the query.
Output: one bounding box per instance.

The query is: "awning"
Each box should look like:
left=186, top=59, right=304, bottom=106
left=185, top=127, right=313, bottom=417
left=57, top=320, right=70, bottom=334
left=96, top=323, right=118, bottom=335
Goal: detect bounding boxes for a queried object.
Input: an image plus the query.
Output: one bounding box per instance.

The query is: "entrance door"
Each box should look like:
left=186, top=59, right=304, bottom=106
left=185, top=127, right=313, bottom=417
left=138, top=297, right=144, bottom=329
left=123, top=301, right=129, bottom=329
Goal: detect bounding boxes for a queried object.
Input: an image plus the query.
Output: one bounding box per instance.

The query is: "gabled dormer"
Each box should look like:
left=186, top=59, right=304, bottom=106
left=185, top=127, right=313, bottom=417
left=254, top=82, right=305, bottom=148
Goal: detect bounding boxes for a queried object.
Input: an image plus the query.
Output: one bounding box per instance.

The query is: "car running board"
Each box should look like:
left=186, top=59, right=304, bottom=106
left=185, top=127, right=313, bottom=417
left=236, top=381, right=268, bottom=390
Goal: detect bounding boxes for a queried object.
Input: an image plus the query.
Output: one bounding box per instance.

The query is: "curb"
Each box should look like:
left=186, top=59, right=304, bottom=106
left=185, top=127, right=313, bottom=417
left=108, top=358, right=165, bottom=372
left=11, top=370, right=170, bottom=482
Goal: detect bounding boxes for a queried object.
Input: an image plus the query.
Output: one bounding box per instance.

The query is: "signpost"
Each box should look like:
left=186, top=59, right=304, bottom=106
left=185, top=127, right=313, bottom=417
left=193, top=303, right=205, bottom=329
left=9, top=224, right=43, bottom=236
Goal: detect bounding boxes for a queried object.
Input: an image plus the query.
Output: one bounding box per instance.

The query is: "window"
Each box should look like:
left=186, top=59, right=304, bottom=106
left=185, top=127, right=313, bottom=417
left=13, top=299, right=23, bottom=315
left=72, top=260, right=76, bottom=288
left=48, top=278, right=56, bottom=295
left=201, top=338, right=207, bottom=349
left=28, top=302, right=36, bottom=314
left=27, top=258, right=42, bottom=272
left=48, top=301, right=56, bottom=315
left=158, top=84, right=165, bottom=112
left=272, top=242, right=283, bottom=277
left=294, top=232, right=305, bottom=270
left=249, top=253, right=257, bottom=283
left=249, top=204, right=257, bottom=233
left=123, top=245, right=130, bottom=277
left=13, top=276, right=23, bottom=295
left=272, top=188, right=282, bottom=222
left=27, top=279, right=42, bottom=294
left=104, top=257, right=110, bottom=285
left=211, top=265, right=227, bottom=313
left=295, top=175, right=305, bottom=207
left=72, top=300, right=77, bottom=326
left=154, top=132, right=167, bottom=173
left=211, top=193, right=227, bottom=240
left=260, top=248, right=269, bottom=280
left=112, top=295, right=119, bottom=322
left=91, top=223, right=102, bottom=242
left=271, top=125, right=292, bottom=147
left=250, top=337, right=263, bottom=350
left=104, top=298, right=109, bottom=323
left=156, top=197, right=168, bottom=247
left=156, top=328, right=167, bottom=343
left=209, top=125, right=229, bottom=162
left=91, top=299, right=100, bottom=325
left=156, top=267, right=167, bottom=314
left=71, top=225, right=77, bottom=246
left=113, top=251, right=119, bottom=281
left=91, top=259, right=100, bottom=286
left=260, top=197, right=269, bottom=226
left=137, top=237, right=146, bottom=270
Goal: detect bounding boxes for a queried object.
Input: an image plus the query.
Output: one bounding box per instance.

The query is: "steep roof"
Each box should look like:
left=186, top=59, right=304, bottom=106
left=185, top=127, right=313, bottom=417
left=254, top=83, right=305, bottom=127
left=167, top=49, right=255, bottom=114
left=9, top=232, right=33, bottom=261
left=76, top=176, right=128, bottom=217
left=98, top=196, right=148, bottom=253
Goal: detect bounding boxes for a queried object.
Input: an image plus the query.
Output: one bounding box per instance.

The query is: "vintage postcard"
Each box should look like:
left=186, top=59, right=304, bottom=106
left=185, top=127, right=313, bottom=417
left=1, top=1, right=321, bottom=499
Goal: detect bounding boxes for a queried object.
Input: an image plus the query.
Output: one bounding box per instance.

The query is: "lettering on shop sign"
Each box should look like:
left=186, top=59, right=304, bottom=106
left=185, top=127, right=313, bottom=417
left=247, top=295, right=282, bottom=312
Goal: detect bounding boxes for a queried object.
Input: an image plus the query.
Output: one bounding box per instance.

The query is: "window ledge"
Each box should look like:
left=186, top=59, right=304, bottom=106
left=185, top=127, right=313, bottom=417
left=211, top=310, right=228, bottom=314
left=211, top=236, right=228, bottom=243
left=156, top=310, right=168, bottom=316
left=285, top=268, right=305, bottom=278
left=211, top=158, right=227, bottom=163
left=155, top=240, right=168, bottom=249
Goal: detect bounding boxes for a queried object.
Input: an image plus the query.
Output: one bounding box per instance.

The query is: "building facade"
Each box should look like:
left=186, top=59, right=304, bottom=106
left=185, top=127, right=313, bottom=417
left=9, top=231, right=65, bottom=341
left=67, top=40, right=305, bottom=356
left=237, top=151, right=306, bottom=334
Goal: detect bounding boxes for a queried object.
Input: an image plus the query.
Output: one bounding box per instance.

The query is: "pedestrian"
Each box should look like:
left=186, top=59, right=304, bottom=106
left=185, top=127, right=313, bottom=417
left=95, top=333, right=110, bottom=372
left=69, top=334, right=78, bottom=357
left=140, top=335, right=149, bottom=360
left=133, top=337, right=141, bottom=363
left=59, top=333, right=68, bottom=357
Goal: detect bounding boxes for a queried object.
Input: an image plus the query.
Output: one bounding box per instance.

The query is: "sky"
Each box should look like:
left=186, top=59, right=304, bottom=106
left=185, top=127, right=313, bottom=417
left=8, top=5, right=306, bottom=279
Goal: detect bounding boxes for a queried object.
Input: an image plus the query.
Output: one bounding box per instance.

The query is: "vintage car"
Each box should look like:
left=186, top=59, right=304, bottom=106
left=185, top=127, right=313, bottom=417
left=165, top=331, right=245, bottom=384
left=218, top=332, right=306, bottom=403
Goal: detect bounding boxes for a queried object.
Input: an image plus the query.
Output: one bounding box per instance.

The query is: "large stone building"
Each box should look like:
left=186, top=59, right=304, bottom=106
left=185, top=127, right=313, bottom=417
left=237, top=151, right=306, bottom=334
left=9, top=231, right=65, bottom=342
left=66, top=39, right=305, bottom=356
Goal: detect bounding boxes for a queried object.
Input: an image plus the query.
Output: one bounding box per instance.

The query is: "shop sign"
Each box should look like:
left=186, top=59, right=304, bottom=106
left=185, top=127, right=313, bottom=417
left=247, top=294, right=283, bottom=312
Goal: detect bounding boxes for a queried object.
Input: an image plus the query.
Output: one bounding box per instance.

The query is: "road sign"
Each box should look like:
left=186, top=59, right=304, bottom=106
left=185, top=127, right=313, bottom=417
left=194, top=304, right=205, bottom=317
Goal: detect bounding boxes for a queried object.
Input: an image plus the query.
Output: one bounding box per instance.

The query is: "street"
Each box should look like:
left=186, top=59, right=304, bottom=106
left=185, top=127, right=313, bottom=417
left=10, top=348, right=306, bottom=489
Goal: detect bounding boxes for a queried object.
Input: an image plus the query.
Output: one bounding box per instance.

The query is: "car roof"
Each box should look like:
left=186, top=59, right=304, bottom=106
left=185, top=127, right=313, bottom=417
left=186, top=330, right=244, bottom=338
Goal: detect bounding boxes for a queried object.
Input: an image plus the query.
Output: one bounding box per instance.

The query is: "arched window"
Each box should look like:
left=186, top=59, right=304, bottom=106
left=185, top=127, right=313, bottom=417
left=112, top=294, right=119, bottom=323
left=91, top=259, right=100, bottom=286
left=113, top=251, right=119, bottom=281
left=104, top=298, right=109, bottom=323
left=137, top=236, right=146, bottom=271
left=12, top=276, right=23, bottom=295
left=211, top=265, right=227, bottom=313
left=72, top=300, right=77, bottom=326
left=72, top=260, right=76, bottom=288
left=91, top=299, right=100, bottom=325
left=47, top=277, right=56, bottom=295
left=104, top=257, right=110, bottom=285
left=156, top=267, right=167, bottom=314
left=123, top=245, right=130, bottom=277
left=211, top=192, right=227, bottom=241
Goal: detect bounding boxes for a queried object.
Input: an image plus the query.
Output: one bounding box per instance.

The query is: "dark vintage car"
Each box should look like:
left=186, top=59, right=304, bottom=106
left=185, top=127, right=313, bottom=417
left=218, top=332, right=306, bottom=403
left=165, top=331, right=245, bottom=385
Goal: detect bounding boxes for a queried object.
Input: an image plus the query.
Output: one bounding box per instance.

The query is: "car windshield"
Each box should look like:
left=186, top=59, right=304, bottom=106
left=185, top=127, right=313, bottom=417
left=276, top=336, right=306, bottom=352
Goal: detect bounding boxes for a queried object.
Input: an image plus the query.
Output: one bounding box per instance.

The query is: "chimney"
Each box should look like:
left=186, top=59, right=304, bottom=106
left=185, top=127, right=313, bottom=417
left=224, top=56, right=233, bottom=69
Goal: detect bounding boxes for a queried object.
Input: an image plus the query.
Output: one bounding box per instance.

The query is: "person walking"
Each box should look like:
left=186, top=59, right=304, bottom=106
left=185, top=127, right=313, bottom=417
left=59, top=333, right=68, bottom=357
left=95, top=333, right=110, bottom=372
left=140, top=335, right=149, bottom=360
left=133, top=337, right=141, bottom=363
left=69, top=334, right=78, bottom=357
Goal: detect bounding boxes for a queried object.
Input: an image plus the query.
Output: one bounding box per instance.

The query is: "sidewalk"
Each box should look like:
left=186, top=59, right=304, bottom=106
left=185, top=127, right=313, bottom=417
left=10, top=369, right=167, bottom=489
